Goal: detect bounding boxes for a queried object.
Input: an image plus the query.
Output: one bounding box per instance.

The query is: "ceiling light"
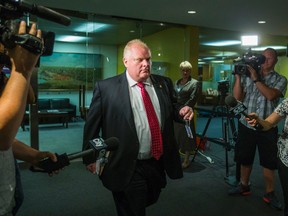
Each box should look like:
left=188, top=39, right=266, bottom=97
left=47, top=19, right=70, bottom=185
left=211, top=60, right=224, bottom=63
left=203, top=57, right=217, bottom=60
left=258, top=20, right=266, bottom=24
left=215, top=51, right=240, bottom=57
left=75, top=22, right=108, bottom=33
left=202, top=40, right=241, bottom=46
left=188, top=11, right=196, bottom=14
left=241, top=35, right=258, bottom=46
left=56, top=35, right=87, bottom=42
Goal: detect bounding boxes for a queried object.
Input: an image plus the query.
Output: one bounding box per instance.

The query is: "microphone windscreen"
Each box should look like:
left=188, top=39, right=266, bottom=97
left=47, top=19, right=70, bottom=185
left=105, top=137, right=119, bottom=151
left=34, top=5, right=71, bottom=26
left=225, top=95, right=238, bottom=107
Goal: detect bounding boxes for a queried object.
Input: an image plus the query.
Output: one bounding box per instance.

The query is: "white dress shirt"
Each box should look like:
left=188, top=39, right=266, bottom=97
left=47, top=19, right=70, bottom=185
left=126, top=71, right=161, bottom=159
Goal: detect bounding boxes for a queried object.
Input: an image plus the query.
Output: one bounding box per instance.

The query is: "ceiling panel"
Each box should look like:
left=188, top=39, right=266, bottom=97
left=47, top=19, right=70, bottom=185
left=30, top=0, right=288, bottom=61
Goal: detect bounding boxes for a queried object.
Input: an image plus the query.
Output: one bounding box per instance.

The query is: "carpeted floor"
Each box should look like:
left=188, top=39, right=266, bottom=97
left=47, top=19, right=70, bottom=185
left=16, top=113, right=284, bottom=216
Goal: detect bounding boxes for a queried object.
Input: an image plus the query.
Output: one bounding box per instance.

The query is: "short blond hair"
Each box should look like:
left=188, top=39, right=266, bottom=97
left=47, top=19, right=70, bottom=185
left=123, top=39, right=150, bottom=58
left=179, top=61, right=192, bottom=70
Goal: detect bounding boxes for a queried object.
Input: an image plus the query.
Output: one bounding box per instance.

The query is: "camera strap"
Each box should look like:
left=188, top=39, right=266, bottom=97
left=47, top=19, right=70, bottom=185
left=12, top=34, right=44, bottom=55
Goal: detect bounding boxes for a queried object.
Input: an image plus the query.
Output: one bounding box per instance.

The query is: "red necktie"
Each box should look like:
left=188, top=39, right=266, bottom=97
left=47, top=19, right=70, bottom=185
left=137, top=82, right=163, bottom=160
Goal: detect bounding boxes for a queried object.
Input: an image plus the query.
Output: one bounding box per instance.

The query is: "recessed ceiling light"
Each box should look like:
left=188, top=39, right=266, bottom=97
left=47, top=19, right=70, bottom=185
left=75, top=22, right=108, bottom=33
left=202, top=40, right=241, bottom=46
left=56, top=35, right=87, bottom=42
left=188, top=10, right=196, bottom=14
left=203, top=57, right=217, bottom=60
left=215, top=51, right=239, bottom=57
left=258, top=20, right=266, bottom=24
left=211, top=60, right=224, bottom=63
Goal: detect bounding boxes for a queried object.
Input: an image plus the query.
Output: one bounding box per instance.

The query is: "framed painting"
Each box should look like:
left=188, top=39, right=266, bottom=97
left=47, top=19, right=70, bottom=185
left=38, top=52, right=103, bottom=90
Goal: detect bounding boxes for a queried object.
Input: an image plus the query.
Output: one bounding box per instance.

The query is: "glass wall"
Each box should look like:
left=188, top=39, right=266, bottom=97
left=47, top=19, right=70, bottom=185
left=15, top=8, right=288, bottom=154
left=16, top=9, right=189, bottom=153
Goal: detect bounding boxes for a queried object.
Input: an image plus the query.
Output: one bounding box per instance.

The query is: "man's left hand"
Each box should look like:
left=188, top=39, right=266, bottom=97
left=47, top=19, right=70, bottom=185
left=179, top=106, right=194, bottom=121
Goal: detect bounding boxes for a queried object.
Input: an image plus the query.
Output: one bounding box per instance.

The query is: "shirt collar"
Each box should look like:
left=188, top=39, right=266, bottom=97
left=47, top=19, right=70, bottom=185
left=126, top=71, right=152, bottom=87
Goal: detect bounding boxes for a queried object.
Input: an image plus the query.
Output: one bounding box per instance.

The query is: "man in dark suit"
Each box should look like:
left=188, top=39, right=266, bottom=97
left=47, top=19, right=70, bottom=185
left=82, top=39, right=194, bottom=216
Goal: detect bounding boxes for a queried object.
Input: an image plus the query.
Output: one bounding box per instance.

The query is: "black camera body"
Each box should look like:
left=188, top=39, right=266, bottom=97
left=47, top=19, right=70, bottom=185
left=0, top=19, right=55, bottom=56
left=233, top=50, right=266, bottom=76
left=218, top=80, right=229, bottom=95
left=0, top=0, right=70, bottom=57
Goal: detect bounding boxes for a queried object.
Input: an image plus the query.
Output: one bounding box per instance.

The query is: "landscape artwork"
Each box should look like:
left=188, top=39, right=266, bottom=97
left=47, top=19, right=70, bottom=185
left=38, top=52, right=103, bottom=90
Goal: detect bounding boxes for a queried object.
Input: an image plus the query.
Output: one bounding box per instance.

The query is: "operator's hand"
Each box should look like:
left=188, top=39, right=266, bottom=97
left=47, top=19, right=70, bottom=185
left=247, top=65, right=259, bottom=81
left=179, top=106, right=194, bottom=121
left=6, top=21, right=42, bottom=75
left=32, top=151, right=59, bottom=176
left=86, top=163, right=97, bottom=174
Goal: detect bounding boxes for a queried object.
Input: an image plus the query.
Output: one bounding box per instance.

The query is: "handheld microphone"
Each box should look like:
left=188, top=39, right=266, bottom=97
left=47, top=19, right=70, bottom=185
left=30, top=137, right=119, bottom=173
left=225, top=95, right=263, bottom=130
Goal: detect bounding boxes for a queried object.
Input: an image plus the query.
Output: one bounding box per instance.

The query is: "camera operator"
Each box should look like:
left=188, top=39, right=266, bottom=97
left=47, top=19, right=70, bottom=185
left=0, top=21, right=59, bottom=216
left=228, top=48, right=287, bottom=210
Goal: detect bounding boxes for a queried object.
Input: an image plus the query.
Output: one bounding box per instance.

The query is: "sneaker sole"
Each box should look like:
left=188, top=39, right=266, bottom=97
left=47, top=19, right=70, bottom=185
left=263, top=197, right=282, bottom=210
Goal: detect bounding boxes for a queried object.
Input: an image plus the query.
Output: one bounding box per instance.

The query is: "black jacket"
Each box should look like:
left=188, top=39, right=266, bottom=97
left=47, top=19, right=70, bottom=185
left=82, top=72, right=183, bottom=191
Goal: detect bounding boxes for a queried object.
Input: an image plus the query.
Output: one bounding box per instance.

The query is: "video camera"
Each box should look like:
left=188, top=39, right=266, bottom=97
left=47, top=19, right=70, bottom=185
left=218, top=80, right=229, bottom=95
left=0, top=0, right=71, bottom=57
left=233, top=48, right=266, bottom=76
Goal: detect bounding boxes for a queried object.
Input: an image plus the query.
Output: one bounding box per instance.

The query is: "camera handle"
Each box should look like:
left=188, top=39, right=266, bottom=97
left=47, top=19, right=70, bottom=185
left=2, top=33, right=44, bottom=55
left=13, top=34, right=44, bottom=54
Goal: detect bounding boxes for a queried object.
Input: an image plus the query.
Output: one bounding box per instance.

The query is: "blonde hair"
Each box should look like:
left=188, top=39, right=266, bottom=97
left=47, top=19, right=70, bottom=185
left=123, top=39, right=150, bottom=58
left=179, top=61, right=192, bottom=70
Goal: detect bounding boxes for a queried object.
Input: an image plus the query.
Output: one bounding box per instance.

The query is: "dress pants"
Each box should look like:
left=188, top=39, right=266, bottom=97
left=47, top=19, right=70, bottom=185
left=112, top=158, right=166, bottom=216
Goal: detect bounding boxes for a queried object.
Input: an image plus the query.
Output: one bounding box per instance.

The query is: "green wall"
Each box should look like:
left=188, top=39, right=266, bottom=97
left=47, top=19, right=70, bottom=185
left=116, top=26, right=200, bottom=83
left=117, top=26, right=288, bottom=98
left=275, top=56, right=288, bottom=97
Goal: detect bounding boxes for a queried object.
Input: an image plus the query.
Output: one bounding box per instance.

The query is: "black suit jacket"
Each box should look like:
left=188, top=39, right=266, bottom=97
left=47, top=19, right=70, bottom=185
left=83, top=72, right=183, bottom=191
